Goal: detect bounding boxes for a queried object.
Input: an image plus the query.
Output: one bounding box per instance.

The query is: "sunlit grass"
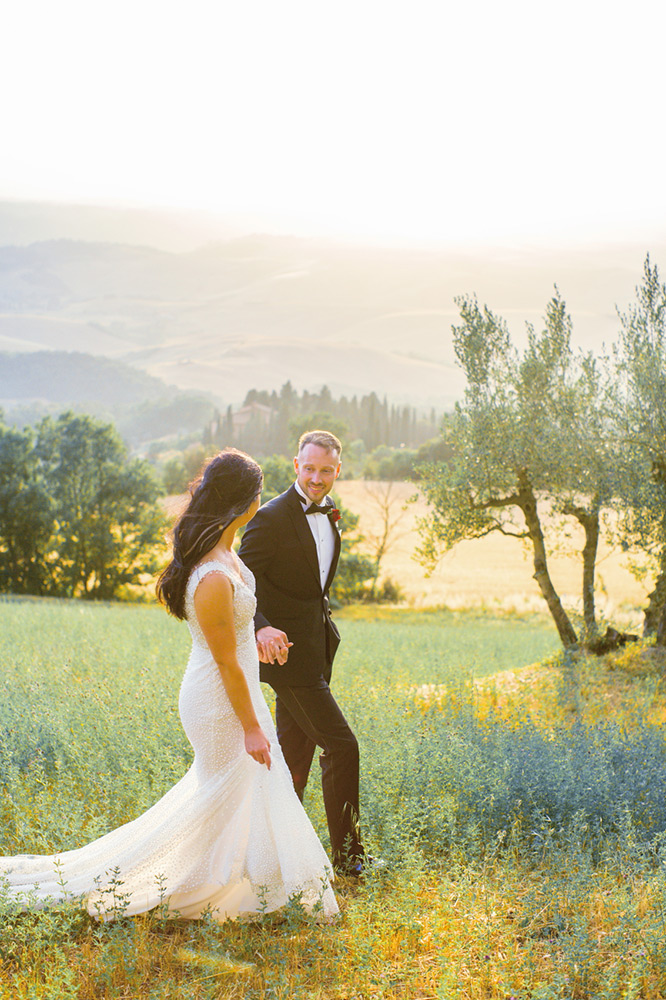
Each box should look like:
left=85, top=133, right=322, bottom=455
left=3, top=598, right=666, bottom=998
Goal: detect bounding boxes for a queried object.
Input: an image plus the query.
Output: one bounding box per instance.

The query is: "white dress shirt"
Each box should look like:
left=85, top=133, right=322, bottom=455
left=294, top=481, right=336, bottom=590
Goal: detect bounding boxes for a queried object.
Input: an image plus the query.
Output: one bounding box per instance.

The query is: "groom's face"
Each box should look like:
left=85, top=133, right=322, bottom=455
left=294, top=444, right=341, bottom=503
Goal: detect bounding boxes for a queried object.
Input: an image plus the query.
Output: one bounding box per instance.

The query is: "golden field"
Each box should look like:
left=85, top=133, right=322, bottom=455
left=335, top=479, right=651, bottom=627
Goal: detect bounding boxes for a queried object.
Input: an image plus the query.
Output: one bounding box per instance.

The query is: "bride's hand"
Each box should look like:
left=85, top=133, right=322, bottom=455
left=256, top=626, right=292, bottom=665
left=245, top=725, right=272, bottom=769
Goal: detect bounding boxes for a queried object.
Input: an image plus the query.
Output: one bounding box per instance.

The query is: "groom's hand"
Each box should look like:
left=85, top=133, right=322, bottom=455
left=256, top=626, right=292, bottom=665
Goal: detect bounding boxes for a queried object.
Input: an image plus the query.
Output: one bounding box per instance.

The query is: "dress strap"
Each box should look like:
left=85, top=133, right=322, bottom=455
left=187, top=560, right=237, bottom=601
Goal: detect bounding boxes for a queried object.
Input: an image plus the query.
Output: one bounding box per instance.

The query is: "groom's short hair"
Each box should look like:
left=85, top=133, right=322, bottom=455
left=298, top=430, right=342, bottom=457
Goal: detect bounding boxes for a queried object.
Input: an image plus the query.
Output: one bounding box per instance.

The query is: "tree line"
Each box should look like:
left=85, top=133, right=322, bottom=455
left=416, top=254, right=666, bottom=647
left=204, top=385, right=441, bottom=457
left=159, top=385, right=445, bottom=495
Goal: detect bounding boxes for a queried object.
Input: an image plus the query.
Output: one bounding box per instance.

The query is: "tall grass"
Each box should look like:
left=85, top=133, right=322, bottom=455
left=2, top=598, right=666, bottom=997
left=0, top=601, right=555, bottom=855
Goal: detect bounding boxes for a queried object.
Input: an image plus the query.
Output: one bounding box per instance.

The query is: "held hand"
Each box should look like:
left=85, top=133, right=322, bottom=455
left=256, top=626, right=293, bottom=665
left=245, top=725, right=272, bottom=769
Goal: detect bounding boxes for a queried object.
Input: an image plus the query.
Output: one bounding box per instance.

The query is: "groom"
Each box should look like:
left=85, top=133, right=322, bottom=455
left=238, top=429, right=365, bottom=876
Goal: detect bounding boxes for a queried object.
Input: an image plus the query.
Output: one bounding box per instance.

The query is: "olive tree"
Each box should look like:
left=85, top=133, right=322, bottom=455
left=614, top=255, right=666, bottom=639
left=417, top=291, right=615, bottom=648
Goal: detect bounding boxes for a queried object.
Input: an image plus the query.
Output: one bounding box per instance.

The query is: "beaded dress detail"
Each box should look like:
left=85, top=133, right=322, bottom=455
left=0, top=559, right=338, bottom=921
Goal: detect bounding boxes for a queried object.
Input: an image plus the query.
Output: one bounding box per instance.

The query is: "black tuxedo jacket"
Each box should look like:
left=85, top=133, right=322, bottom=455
left=238, top=484, right=342, bottom=687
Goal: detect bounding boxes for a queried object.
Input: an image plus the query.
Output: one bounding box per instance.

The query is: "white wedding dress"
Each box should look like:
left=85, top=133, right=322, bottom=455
left=0, top=560, right=338, bottom=921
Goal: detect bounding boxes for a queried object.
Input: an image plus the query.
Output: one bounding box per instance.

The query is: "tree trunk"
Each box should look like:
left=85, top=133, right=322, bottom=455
left=370, top=559, right=380, bottom=600
left=581, top=513, right=599, bottom=641
left=643, top=567, right=666, bottom=637
left=563, top=502, right=600, bottom=642
left=644, top=494, right=666, bottom=639
left=656, top=601, right=666, bottom=647
left=517, top=472, right=578, bottom=648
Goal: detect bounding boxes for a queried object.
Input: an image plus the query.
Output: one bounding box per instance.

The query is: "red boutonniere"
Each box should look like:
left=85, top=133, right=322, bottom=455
left=328, top=507, right=341, bottom=523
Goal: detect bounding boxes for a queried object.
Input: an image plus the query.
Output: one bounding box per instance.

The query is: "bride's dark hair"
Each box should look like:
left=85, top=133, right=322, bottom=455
left=157, top=448, right=263, bottom=620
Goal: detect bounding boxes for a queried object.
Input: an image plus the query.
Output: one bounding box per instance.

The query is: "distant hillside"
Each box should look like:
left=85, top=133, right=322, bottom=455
left=0, top=351, right=215, bottom=445
left=0, top=199, right=238, bottom=252
left=0, top=350, right=169, bottom=407
left=1, top=201, right=664, bottom=407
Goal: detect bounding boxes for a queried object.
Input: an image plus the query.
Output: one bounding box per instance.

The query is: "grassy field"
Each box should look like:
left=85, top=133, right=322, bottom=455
left=2, top=598, right=666, bottom=998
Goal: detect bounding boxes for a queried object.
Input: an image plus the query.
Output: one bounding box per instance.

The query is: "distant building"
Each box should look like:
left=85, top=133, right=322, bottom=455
left=231, top=401, right=275, bottom=433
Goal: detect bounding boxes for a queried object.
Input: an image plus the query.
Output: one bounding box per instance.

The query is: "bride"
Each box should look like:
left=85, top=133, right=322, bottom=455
left=0, top=448, right=338, bottom=922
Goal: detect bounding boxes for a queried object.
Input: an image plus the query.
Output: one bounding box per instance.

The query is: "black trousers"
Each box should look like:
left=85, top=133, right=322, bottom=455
left=269, top=676, right=363, bottom=870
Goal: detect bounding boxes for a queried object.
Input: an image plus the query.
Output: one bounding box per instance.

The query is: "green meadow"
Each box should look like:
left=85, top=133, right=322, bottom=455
left=3, top=598, right=666, bottom=998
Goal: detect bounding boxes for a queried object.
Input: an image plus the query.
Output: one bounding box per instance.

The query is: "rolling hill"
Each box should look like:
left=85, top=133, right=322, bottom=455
left=0, top=351, right=215, bottom=445
left=1, top=200, right=663, bottom=407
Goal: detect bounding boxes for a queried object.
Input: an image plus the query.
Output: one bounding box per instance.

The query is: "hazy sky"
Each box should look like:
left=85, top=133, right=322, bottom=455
left=2, top=0, right=665, bottom=246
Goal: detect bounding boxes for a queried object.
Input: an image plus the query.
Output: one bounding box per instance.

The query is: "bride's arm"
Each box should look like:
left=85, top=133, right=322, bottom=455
left=193, top=572, right=271, bottom=769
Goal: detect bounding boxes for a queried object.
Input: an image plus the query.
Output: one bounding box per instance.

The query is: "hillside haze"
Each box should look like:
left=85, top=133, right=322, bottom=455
left=0, top=200, right=662, bottom=408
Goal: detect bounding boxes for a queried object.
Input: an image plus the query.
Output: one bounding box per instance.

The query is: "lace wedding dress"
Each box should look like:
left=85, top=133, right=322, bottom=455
left=0, top=560, right=338, bottom=921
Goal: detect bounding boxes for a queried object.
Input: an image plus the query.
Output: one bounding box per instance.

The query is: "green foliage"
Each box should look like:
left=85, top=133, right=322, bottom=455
left=372, top=576, right=404, bottom=602
left=616, top=254, right=666, bottom=464
left=287, top=411, right=350, bottom=453
left=161, top=455, right=187, bottom=495
left=258, top=454, right=294, bottom=502
left=161, top=442, right=207, bottom=494
left=363, top=444, right=418, bottom=480
left=414, top=433, right=453, bottom=466
left=0, top=412, right=168, bottom=600
left=329, top=497, right=376, bottom=605
left=614, top=255, right=666, bottom=634
left=0, top=423, right=55, bottom=595
left=330, top=550, right=375, bottom=605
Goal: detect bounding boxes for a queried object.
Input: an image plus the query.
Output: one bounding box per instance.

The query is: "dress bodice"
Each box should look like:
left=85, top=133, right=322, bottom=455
left=184, top=559, right=257, bottom=652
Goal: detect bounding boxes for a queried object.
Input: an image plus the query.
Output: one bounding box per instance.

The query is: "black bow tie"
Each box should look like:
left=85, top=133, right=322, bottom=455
left=304, top=502, right=330, bottom=515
